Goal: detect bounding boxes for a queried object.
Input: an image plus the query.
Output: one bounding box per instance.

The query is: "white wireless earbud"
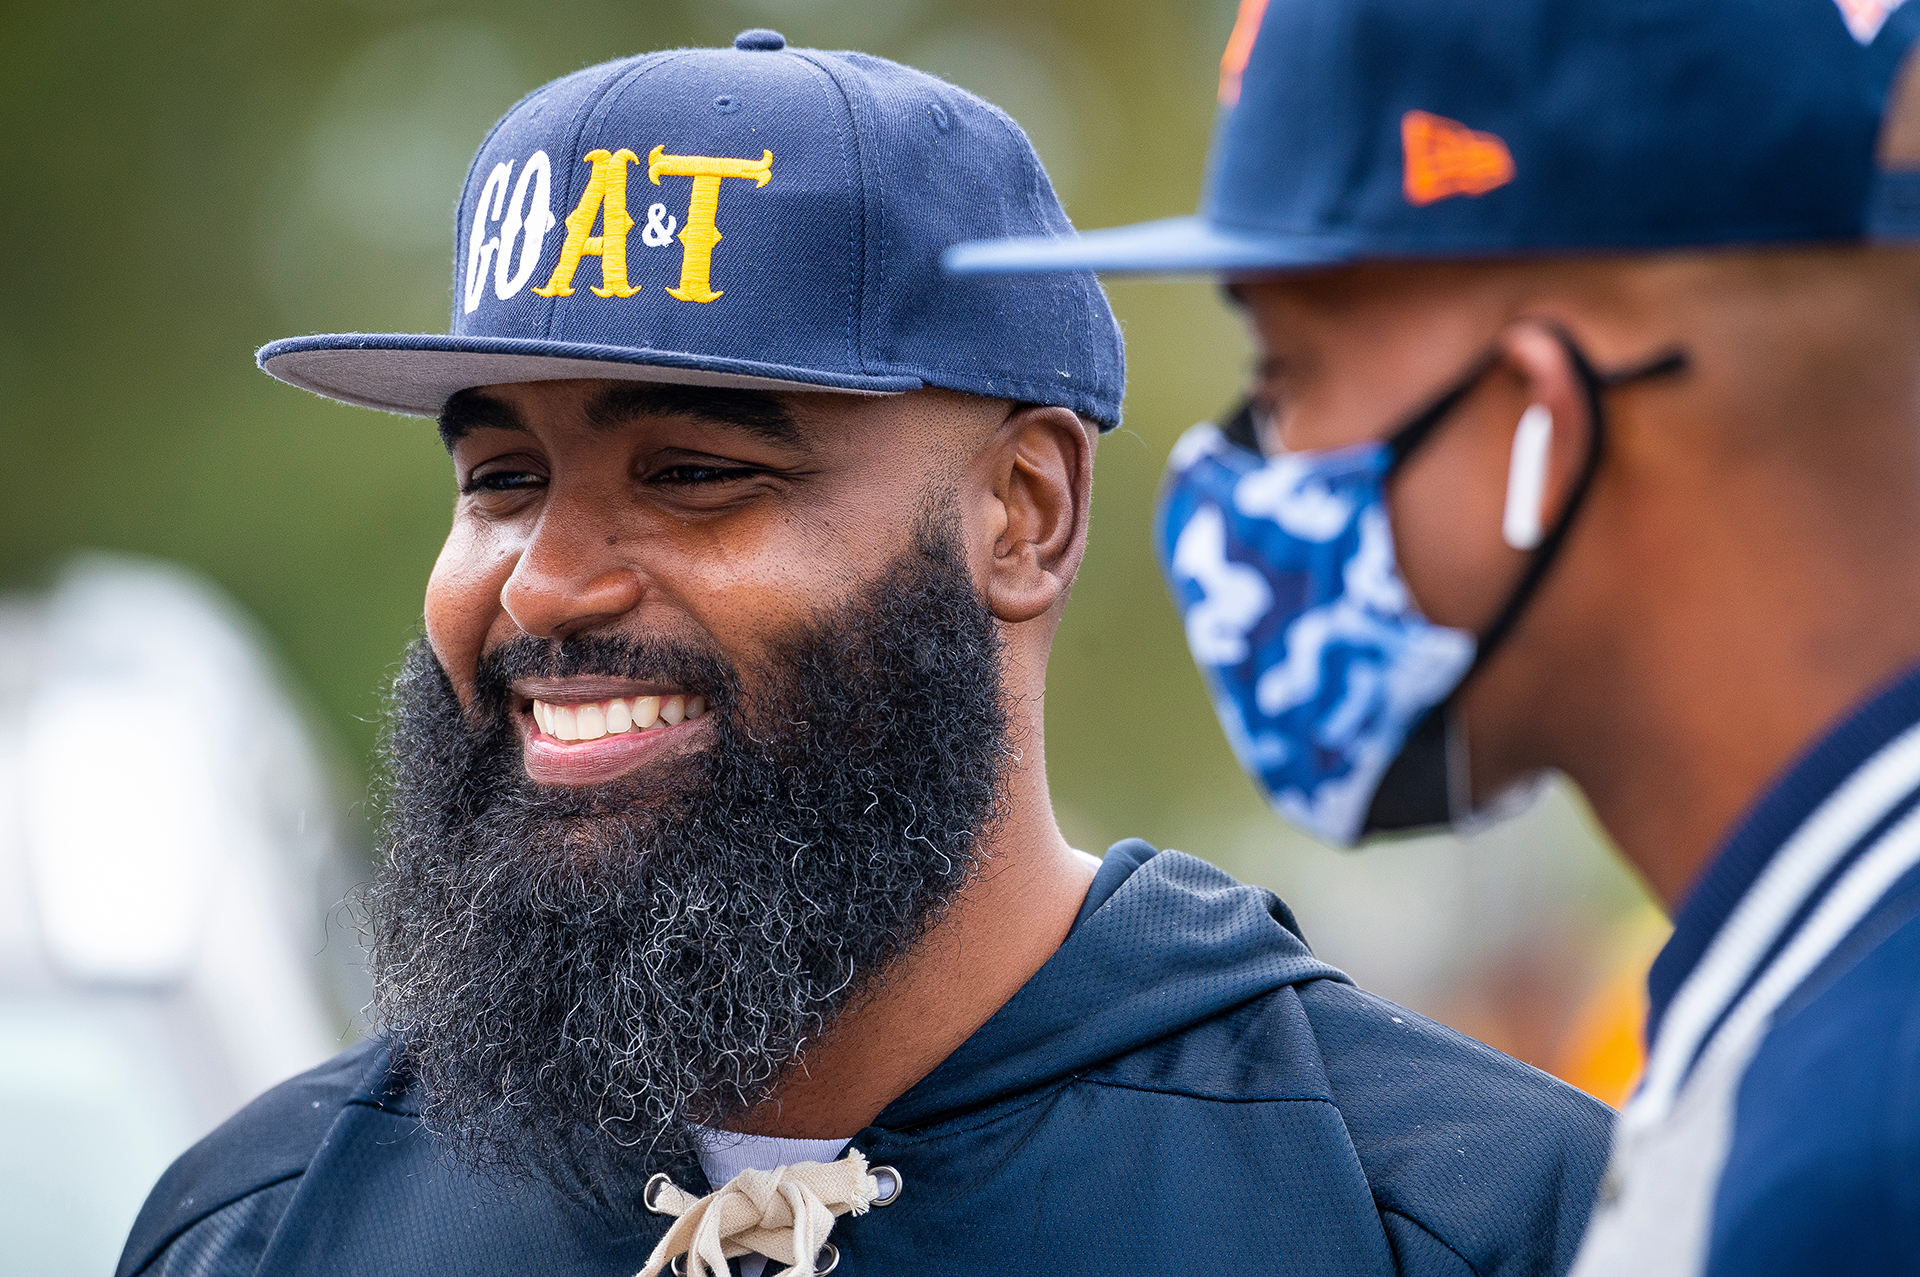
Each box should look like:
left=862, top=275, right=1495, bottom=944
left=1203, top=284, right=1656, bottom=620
left=1502, top=403, right=1553, bottom=551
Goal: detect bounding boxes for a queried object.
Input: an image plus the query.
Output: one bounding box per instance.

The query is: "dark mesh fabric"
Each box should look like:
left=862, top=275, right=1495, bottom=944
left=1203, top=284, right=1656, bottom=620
left=120, top=844, right=1610, bottom=1277
left=1301, top=979, right=1613, bottom=1277
left=137, top=1180, right=299, bottom=1277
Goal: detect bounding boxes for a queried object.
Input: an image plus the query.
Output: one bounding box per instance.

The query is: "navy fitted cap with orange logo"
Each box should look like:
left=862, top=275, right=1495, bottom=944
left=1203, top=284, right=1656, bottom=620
left=946, top=0, right=1920, bottom=277
left=259, top=30, right=1124, bottom=426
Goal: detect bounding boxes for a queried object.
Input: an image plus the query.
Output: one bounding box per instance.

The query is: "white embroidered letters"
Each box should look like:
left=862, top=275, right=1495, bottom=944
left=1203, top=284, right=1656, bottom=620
left=496, top=151, right=555, bottom=300
left=462, top=162, right=512, bottom=315
left=641, top=202, right=678, bottom=247
left=463, top=153, right=557, bottom=313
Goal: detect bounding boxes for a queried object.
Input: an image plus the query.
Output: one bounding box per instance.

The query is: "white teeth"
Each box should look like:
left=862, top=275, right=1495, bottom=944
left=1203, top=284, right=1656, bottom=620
left=605, top=698, right=632, bottom=733
left=531, top=693, right=708, bottom=742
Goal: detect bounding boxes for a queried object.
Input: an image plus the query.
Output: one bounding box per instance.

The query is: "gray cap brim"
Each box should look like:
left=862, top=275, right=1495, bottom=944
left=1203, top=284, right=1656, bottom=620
left=256, top=333, right=919, bottom=417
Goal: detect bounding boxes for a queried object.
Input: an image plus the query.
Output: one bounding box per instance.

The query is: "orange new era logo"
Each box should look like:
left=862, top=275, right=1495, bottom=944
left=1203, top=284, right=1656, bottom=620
left=1401, top=110, right=1515, bottom=206
left=1218, top=0, right=1271, bottom=106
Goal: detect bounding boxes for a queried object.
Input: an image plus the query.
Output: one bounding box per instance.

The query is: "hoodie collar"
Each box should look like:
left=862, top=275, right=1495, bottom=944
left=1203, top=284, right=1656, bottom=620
left=874, top=841, right=1348, bottom=1129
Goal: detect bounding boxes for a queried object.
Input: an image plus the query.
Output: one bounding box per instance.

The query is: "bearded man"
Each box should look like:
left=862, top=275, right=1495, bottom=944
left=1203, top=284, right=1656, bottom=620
left=119, top=31, right=1609, bottom=1277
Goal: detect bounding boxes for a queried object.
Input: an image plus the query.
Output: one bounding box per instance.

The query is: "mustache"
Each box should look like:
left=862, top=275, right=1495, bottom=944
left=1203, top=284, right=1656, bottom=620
left=470, top=632, right=739, bottom=718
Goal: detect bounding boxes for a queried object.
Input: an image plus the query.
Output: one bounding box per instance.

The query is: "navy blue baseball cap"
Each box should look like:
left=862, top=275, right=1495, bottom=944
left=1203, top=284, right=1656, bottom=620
left=259, top=30, right=1123, bottom=426
left=946, top=0, right=1920, bottom=277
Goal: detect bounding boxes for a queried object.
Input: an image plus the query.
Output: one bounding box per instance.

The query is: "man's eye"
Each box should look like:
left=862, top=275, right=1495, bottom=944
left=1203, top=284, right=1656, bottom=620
left=461, top=470, right=545, bottom=494
left=652, top=463, right=759, bottom=486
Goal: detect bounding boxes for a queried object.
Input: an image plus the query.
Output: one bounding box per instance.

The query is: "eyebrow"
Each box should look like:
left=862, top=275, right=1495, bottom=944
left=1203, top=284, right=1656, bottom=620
left=437, top=389, right=527, bottom=449
left=583, top=384, right=802, bottom=447
left=436, top=383, right=806, bottom=451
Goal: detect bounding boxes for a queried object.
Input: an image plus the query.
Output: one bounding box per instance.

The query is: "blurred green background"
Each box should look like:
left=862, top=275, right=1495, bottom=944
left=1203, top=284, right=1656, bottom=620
left=0, top=0, right=1657, bottom=1081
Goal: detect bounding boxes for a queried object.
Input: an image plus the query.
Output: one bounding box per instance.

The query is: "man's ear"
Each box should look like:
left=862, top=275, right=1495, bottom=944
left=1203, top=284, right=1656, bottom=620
left=979, top=405, right=1096, bottom=625
left=1497, top=323, right=1595, bottom=543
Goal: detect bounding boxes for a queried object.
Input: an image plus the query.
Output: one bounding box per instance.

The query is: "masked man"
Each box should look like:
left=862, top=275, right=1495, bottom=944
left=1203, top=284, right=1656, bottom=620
left=954, top=1, right=1920, bottom=1274
left=120, top=32, right=1607, bottom=1277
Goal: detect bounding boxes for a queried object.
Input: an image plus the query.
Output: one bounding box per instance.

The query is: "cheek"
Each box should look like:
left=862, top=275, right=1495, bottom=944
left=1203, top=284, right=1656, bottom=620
left=424, top=519, right=519, bottom=700
left=1276, top=378, right=1403, bottom=453
left=660, top=498, right=904, bottom=643
left=673, top=521, right=846, bottom=631
left=1388, top=414, right=1525, bottom=632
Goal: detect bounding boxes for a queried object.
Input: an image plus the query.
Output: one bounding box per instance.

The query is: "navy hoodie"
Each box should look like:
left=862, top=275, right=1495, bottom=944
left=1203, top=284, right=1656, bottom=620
left=120, top=842, right=1612, bottom=1276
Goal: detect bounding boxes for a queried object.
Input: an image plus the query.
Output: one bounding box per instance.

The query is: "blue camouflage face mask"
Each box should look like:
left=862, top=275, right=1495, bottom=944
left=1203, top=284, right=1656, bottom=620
left=1155, top=336, right=1685, bottom=847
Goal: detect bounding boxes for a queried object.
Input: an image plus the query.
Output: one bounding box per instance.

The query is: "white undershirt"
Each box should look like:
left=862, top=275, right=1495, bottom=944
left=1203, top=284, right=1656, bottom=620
left=685, top=849, right=1102, bottom=1276
left=692, top=1126, right=851, bottom=1277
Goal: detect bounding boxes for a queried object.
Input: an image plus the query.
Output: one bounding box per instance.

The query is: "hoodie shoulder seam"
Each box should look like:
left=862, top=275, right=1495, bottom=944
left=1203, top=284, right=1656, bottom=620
left=877, top=1078, right=1073, bottom=1142
left=1073, top=1074, right=1336, bottom=1106
left=1381, top=1205, right=1484, bottom=1277
left=121, top=1170, right=305, bottom=1277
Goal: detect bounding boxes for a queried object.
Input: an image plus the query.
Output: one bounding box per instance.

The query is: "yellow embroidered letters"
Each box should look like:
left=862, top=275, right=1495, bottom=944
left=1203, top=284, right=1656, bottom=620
left=534, top=148, right=642, bottom=299
left=527, top=145, right=773, bottom=305
left=647, top=147, right=774, bottom=303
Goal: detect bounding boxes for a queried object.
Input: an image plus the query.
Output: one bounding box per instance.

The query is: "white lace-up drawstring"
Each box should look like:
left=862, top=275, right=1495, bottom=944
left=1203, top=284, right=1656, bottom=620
left=636, top=1151, right=902, bottom=1277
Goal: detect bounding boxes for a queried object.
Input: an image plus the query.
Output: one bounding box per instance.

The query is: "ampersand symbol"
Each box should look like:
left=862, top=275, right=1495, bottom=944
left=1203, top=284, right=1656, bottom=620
left=641, top=202, right=678, bottom=247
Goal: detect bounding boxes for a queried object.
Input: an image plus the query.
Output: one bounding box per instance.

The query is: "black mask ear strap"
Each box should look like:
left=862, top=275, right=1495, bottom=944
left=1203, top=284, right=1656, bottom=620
left=1361, top=337, right=1685, bottom=838
left=1469, top=337, right=1687, bottom=670
left=1385, top=350, right=1504, bottom=472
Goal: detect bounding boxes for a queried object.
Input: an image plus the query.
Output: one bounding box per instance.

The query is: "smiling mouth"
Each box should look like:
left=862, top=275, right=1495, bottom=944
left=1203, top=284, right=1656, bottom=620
left=530, top=693, right=709, bottom=743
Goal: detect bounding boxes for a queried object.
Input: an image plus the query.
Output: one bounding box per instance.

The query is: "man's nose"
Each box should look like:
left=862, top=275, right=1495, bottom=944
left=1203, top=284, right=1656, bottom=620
left=499, top=506, right=647, bottom=640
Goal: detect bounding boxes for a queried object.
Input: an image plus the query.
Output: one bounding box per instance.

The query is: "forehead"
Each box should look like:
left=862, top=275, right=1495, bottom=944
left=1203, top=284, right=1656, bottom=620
left=438, top=380, right=810, bottom=450
left=1229, top=263, right=1567, bottom=384
left=1233, top=260, right=1535, bottom=320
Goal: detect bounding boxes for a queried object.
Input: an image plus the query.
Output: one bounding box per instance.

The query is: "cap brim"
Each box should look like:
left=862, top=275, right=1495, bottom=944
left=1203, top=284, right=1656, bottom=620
left=943, top=215, right=1359, bottom=277
left=256, top=334, right=922, bottom=416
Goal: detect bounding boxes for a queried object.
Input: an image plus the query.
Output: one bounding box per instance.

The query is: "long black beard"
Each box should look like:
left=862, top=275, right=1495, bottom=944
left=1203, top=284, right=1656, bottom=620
left=366, top=518, right=1010, bottom=1188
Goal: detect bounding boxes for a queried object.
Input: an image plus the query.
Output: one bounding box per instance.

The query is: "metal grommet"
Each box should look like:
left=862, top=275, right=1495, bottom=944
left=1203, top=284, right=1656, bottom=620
left=644, top=1172, right=674, bottom=1215
left=669, top=1255, right=687, bottom=1277
left=869, top=1165, right=904, bottom=1207
left=813, top=1242, right=840, bottom=1275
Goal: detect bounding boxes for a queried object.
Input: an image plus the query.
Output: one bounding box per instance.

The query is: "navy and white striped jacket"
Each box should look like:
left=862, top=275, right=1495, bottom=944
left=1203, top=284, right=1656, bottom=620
left=1572, top=663, right=1920, bottom=1276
